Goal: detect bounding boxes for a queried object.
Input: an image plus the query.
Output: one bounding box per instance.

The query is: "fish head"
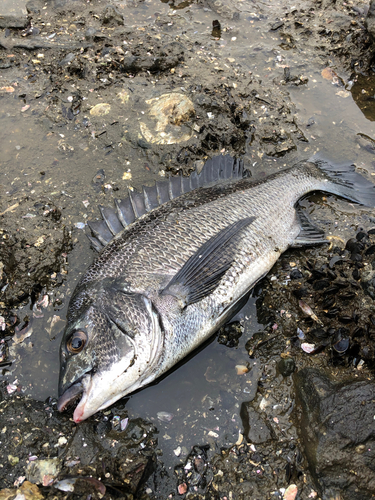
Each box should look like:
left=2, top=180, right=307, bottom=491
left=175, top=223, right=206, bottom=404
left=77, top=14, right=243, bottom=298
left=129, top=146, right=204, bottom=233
left=57, top=288, right=164, bottom=423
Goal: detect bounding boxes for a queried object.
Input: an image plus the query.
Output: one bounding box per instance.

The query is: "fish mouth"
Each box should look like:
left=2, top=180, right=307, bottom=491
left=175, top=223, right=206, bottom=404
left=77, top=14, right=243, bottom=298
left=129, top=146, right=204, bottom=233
left=57, top=374, right=91, bottom=423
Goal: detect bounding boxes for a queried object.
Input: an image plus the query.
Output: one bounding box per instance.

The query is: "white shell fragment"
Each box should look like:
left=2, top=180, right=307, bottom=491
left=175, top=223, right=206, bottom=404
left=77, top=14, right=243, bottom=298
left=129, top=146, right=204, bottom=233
left=301, top=342, right=316, bottom=354
left=55, top=478, right=76, bottom=492
left=157, top=411, right=174, bottom=422
left=120, top=417, right=129, bottom=431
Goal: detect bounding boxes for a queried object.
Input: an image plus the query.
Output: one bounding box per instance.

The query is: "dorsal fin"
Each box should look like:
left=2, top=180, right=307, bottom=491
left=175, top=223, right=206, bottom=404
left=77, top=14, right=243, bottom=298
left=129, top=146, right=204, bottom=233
left=87, top=154, right=246, bottom=251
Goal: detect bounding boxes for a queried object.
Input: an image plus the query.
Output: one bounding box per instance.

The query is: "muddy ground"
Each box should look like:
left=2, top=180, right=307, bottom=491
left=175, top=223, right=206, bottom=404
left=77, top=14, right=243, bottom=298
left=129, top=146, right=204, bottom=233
left=1, top=0, right=375, bottom=498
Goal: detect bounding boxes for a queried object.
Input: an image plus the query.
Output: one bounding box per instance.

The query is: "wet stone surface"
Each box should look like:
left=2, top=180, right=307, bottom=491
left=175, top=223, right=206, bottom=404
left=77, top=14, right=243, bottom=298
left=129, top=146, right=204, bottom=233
left=0, top=0, right=28, bottom=29
left=295, top=368, right=375, bottom=500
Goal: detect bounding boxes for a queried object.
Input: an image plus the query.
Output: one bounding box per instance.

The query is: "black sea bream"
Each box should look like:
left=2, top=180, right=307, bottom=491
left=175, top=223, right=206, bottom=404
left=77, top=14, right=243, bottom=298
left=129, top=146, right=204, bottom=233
left=57, top=155, right=375, bottom=422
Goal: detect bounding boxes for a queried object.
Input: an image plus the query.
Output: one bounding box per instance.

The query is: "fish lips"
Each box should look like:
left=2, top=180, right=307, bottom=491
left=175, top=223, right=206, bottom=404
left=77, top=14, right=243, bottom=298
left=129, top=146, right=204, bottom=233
left=57, top=372, right=91, bottom=419
left=57, top=380, right=84, bottom=412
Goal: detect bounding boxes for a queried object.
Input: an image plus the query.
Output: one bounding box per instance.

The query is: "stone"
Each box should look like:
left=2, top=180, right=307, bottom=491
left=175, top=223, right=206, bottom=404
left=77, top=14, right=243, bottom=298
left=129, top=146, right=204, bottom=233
left=277, top=357, right=295, bottom=377
left=366, top=1, right=375, bottom=39
left=0, top=0, right=28, bottom=28
left=240, top=403, right=273, bottom=444
left=102, top=5, right=124, bottom=26
left=294, top=368, right=375, bottom=500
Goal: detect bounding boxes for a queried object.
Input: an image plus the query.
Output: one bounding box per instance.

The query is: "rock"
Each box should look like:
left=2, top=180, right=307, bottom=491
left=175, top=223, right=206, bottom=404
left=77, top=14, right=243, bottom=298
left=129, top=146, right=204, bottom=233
left=102, top=5, right=124, bottom=26
left=240, top=403, right=273, bottom=444
left=294, top=368, right=375, bottom=499
left=360, top=269, right=375, bottom=299
left=0, top=0, right=28, bottom=28
left=277, top=357, right=295, bottom=377
left=365, top=1, right=375, bottom=40
left=85, top=27, right=97, bottom=40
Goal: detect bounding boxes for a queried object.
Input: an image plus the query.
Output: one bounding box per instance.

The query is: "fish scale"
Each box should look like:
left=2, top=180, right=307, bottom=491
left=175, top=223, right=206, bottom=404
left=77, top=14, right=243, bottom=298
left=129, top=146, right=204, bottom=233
left=58, top=155, right=375, bottom=422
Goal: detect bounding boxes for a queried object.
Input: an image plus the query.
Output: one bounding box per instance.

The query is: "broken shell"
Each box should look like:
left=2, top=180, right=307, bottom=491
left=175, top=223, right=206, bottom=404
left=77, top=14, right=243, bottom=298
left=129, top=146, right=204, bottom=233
left=120, top=417, right=128, bottom=431
left=140, top=93, right=195, bottom=145
left=235, top=364, right=249, bottom=375
left=157, top=411, right=174, bottom=422
left=299, top=300, right=323, bottom=326
left=301, top=342, right=316, bottom=354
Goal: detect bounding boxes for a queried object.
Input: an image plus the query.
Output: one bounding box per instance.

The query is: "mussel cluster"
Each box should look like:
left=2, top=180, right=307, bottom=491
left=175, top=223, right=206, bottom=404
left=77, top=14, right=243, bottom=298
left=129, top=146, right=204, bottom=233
left=262, top=229, right=375, bottom=370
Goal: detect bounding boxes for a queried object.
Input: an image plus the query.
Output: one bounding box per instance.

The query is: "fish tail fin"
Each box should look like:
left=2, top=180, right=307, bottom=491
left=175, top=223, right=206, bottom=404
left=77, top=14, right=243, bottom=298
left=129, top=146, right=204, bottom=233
left=314, top=159, right=375, bottom=207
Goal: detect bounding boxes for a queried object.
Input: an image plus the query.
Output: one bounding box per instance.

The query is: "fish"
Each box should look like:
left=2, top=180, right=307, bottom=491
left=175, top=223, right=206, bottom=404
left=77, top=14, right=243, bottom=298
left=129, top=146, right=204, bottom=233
left=57, top=155, right=375, bottom=422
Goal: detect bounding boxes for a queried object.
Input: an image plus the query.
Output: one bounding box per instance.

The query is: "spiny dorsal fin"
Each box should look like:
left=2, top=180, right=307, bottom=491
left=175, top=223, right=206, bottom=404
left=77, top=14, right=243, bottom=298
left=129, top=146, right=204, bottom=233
left=88, top=154, right=246, bottom=251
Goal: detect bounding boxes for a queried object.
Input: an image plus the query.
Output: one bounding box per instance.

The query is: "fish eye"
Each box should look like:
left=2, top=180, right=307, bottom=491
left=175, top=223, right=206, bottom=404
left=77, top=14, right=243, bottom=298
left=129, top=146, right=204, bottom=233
left=67, top=330, right=87, bottom=354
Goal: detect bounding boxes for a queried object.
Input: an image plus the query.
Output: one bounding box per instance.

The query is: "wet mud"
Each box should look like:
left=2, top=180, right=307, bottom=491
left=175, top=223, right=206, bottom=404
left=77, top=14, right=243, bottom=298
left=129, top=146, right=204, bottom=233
left=1, top=0, right=375, bottom=498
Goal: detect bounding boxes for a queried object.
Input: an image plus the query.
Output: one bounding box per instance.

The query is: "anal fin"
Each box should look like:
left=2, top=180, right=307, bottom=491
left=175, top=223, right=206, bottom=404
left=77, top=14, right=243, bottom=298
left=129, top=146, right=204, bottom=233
left=293, top=206, right=328, bottom=247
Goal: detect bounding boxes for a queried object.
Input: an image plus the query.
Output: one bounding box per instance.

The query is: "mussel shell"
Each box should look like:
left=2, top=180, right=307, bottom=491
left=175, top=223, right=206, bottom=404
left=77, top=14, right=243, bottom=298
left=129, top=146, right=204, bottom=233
left=346, top=238, right=363, bottom=252
left=352, top=268, right=360, bottom=280
left=313, top=279, right=330, bottom=290
left=335, top=280, right=349, bottom=289
left=324, top=307, right=340, bottom=318
left=356, top=231, right=368, bottom=241
left=324, top=285, right=340, bottom=295
left=338, top=315, right=353, bottom=324
left=321, top=296, right=336, bottom=309
left=350, top=253, right=363, bottom=263
left=339, top=291, right=357, bottom=301
left=352, top=327, right=365, bottom=338
left=310, top=328, right=329, bottom=339
left=290, top=269, right=303, bottom=280
left=329, top=256, right=343, bottom=269
left=365, top=245, right=375, bottom=256
left=333, top=338, right=350, bottom=354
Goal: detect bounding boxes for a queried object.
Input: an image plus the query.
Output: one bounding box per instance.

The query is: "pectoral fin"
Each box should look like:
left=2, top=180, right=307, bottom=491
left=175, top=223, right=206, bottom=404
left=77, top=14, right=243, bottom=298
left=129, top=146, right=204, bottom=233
left=293, top=206, right=328, bottom=246
left=161, top=217, right=255, bottom=307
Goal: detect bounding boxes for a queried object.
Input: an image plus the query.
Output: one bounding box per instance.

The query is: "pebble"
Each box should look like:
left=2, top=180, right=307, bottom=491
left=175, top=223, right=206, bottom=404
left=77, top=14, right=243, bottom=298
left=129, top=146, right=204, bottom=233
left=178, top=483, right=187, bottom=495
left=235, top=364, right=249, bottom=375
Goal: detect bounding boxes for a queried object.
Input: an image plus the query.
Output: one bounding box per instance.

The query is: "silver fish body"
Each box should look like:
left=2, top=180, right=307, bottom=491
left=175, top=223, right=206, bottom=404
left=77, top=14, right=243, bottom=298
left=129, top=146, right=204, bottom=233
left=57, top=156, right=375, bottom=422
